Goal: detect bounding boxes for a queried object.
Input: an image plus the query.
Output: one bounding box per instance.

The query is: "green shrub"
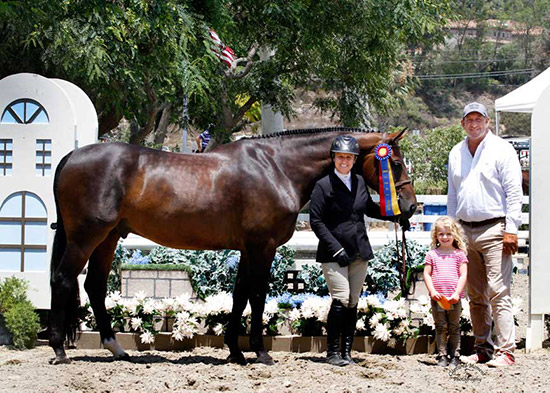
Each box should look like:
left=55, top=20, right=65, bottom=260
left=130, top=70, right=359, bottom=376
left=0, top=277, right=40, bottom=349
left=298, top=264, right=329, bottom=296
left=365, top=240, right=428, bottom=296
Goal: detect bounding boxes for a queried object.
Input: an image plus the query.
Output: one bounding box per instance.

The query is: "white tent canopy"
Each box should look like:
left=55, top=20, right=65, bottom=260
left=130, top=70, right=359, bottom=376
left=495, top=67, right=550, bottom=113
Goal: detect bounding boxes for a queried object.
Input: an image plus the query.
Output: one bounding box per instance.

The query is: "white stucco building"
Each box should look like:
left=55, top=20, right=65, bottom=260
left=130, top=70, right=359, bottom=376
left=0, top=73, right=98, bottom=308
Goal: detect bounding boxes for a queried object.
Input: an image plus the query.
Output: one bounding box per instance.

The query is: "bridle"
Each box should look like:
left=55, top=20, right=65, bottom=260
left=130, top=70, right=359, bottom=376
left=364, top=133, right=415, bottom=297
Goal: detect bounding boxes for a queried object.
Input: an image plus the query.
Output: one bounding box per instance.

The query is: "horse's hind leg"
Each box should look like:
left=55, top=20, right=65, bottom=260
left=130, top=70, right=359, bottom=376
left=247, top=245, right=276, bottom=365
left=225, top=256, right=250, bottom=365
left=84, top=230, right=129, bottom=361
left=49, top=244, right=90, bottom=364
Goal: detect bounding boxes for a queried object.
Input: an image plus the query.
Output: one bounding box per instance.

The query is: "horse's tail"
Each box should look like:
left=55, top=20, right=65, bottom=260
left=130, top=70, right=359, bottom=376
left=50, top=151, right=80, bottom=344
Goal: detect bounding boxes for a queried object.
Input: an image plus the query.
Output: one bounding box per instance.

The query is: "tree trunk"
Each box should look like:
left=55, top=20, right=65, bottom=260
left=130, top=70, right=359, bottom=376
left=153, top=104, right=173, bottom=145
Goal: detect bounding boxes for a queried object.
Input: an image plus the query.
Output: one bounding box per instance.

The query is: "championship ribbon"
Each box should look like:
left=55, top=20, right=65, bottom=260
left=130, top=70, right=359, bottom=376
left=374, top=143, right=401, bottom=216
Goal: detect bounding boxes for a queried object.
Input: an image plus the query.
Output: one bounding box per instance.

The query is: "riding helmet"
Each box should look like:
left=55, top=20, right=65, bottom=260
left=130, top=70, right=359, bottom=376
left=330, top=135, right=360, bottom=156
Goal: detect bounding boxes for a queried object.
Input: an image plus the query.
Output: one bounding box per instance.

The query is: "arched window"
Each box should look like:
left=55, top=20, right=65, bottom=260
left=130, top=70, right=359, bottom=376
left=0, top=192, right=48, bottom=272
left=1, top=99, right=49, bottom=124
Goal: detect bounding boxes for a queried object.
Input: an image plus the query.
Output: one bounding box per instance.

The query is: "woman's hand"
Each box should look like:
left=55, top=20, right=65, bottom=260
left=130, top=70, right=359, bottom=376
left=336, top=250, right=350, bottom=267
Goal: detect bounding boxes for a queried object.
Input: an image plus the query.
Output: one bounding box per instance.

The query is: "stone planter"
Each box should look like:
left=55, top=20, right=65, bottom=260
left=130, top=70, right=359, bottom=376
left=73, top=332, right=474, bottom=355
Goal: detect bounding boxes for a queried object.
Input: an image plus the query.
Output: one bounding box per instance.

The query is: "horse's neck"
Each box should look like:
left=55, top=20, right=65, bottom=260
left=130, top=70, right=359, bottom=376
left=271, top=133, right=338, bottom=208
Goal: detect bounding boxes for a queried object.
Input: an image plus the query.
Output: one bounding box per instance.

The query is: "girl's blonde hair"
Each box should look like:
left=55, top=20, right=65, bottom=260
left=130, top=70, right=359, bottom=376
left=430, top=216, right=468, bottom=252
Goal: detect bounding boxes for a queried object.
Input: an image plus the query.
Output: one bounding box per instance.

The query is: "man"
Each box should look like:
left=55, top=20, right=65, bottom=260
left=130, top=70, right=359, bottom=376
left=447, top=102, right=523, bottom=367
left=195, top=129, right=210, bottom=152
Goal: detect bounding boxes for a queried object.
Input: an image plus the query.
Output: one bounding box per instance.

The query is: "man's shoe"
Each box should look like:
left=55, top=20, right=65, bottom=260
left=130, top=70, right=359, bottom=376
left=487, top=353, right=515, bottom=367
left=461, top=352, right=491, bottom=364
left=448, top=356, right=460, bottom=367
left=436, top=355, right=449, bottom=367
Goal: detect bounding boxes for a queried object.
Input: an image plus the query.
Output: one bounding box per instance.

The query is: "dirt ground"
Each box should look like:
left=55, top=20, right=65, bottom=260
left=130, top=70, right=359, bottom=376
left=1, top=273, right=549, bottom=393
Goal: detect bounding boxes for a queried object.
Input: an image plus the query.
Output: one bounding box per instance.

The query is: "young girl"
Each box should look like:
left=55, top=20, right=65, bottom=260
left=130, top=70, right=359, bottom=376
left=423, top=216, right=468, bottom=367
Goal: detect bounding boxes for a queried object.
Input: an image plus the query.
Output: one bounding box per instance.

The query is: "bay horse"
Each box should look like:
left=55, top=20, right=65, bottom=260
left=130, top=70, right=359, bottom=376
left=48, top=127, right=417, bottom=365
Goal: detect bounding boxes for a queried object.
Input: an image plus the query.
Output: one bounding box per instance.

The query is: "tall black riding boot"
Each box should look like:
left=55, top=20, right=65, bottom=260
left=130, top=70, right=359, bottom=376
left=341, top=305, right=358, bottom=364
left=326, top=299, right=349, bottom=366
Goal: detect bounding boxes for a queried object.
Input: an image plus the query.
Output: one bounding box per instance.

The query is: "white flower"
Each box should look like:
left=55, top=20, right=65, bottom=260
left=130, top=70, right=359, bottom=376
left=105, top=292, right=122, bottom=310
left=387, top=338, right=397, bottom=348
left=131, top=317, right=143, bottom=331
left=356, top=317, right=366, bottom=331
left=134, top=291, right=147, bottom=302
left=140, top=331, right=155, bottom=344
left=409, top=302, right=425, bottom=314
left=365, top=294, right=382, bottom=308
left=123, top=297, right=141, bottom=315
left=357, top=297, right=369, bottom=313
left=422, top=313, right=435, bottom=329
left=213, top=323, right=224, bottom=336
left=369, top=313, right=383, bottom=329
left=243, top=303, right=252, bottom=317
left=288, top=308, right=302, bottom=322
left=160, top=297, right=176, bottom=313
left=203, top=293, right=233, bottom=315
left=174, top=293, right=194, bottom=312
left=299, top=297, right=330, bottom=322
left=373, top=323, right=391, bottom=342
left=171, top=311, right=199, bottom=340
left=142, top=299, right=157, bottom=315
left=264, top=299, right=279, bottom=315
left=383, top=299, right=407, bottom=320
left=417, top=295, right=430, bottom=306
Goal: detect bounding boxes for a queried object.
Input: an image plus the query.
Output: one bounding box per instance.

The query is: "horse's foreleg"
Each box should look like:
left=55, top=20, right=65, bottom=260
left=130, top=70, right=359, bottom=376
left=225, top=258, right=249, bottom=365
left=248, top=246, right=276, bottom=365
left=85, top=231, right=129, bottom=361
left=49, top=244, right=89, bottom=365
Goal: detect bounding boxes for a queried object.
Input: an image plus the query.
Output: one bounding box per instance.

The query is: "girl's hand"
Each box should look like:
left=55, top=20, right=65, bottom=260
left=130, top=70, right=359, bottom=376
left=430, top=291, right=443, bottom=301
left=448, top=293, right=460, bottom=304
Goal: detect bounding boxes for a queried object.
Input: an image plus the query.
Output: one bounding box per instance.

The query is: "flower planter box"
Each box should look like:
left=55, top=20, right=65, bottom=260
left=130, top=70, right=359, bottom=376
left=73, top=332, right=474, bottom=355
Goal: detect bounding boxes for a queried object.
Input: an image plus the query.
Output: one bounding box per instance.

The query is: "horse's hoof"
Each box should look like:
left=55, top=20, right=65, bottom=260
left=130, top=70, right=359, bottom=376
left=114, top=352, right=131, bottom=361
left=49, top=356, right=72, bottom=365
left=227, top=352, right=247, bottom=365
left=255, top=352, right=274, bottom=365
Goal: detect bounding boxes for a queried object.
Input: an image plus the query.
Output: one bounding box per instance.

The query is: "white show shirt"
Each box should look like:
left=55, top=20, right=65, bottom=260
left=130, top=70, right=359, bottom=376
left=447, top=131, right=523, bottom=234
left=334, top=168, right=352, bottom=191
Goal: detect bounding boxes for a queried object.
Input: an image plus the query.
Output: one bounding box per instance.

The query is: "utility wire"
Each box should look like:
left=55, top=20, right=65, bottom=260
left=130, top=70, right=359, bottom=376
left=416, top=68, right=534, bottom=80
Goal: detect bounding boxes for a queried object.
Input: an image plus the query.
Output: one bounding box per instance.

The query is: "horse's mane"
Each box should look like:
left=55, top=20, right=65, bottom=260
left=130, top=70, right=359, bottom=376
left=244, top=127, right=380, bottom=140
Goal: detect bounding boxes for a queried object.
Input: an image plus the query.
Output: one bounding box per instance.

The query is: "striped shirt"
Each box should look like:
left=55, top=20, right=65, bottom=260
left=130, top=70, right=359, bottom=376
left=199, top=130, right=211, bottom=151
left=424, top=249, right=468, bottom=298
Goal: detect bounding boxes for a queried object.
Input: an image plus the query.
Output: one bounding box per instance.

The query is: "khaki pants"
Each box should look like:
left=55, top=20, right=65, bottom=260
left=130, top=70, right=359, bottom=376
left=431, top=299, right=462, bottom=357
left=463, top=221, right=515, bottom=359
left=322, top=259, right=368, bottom=308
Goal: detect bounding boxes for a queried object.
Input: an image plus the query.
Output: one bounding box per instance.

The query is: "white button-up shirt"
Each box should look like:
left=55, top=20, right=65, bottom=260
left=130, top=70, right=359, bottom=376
left=447, top=131, right=523, bottom=234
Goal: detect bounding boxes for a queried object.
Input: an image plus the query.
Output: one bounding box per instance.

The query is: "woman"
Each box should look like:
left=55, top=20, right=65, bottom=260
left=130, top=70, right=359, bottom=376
left=310, top=134, right=387, bottom=366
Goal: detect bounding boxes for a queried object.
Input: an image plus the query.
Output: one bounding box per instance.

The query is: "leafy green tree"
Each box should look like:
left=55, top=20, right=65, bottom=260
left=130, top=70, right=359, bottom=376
left=400, top=125, right=466, bottom=194
left=1, top=0, right=454, bottom=146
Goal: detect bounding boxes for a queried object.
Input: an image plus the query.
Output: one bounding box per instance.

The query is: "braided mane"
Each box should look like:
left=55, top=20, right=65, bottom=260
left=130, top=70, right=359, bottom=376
left=245, top=126, right=380, bottom=140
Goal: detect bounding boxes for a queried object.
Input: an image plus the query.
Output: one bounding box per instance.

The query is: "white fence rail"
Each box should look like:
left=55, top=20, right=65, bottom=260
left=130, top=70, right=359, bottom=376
left=121, top=195, right=529, bottom=252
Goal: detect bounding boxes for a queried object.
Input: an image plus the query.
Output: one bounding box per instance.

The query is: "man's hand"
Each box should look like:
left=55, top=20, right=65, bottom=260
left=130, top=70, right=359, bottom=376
left=336, top=250, right=350, bottom=267
left=503, top=233, right=518, bottom=255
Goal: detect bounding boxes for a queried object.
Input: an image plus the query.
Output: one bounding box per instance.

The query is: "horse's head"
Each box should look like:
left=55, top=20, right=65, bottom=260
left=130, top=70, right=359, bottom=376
left=358, top=129, right=417, bottom=219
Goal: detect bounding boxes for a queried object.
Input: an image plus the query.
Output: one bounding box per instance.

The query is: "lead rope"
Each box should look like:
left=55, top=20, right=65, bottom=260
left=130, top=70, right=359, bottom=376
left=395, top=221, right=414, bottom=297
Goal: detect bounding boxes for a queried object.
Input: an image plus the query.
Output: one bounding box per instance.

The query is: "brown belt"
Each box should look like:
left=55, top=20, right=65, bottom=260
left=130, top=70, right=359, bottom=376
left=459, top=217, right=505, bottom=228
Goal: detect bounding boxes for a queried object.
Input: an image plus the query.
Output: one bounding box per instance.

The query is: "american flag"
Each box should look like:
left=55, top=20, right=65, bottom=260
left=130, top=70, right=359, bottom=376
left=209, top=29, right=236, bottom=68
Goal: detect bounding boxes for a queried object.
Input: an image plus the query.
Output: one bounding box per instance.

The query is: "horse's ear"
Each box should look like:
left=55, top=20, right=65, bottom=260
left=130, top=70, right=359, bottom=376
left=388, top=128, right=408, bottom=145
